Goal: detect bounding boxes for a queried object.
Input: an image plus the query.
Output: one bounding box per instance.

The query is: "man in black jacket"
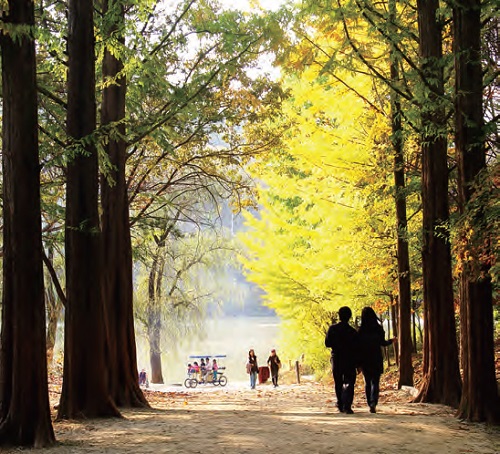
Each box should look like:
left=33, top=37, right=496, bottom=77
left=325, top=306, right=358, bottom=414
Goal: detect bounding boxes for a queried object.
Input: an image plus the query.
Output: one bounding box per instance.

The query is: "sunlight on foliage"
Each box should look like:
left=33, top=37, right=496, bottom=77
left=239, top=26, right=422, bottom=373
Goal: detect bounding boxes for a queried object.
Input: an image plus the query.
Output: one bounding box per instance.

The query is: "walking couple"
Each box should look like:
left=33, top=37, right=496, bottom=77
left=325, top=306, right=395, bottom=414
left=247, top=348, right=281, bottom=389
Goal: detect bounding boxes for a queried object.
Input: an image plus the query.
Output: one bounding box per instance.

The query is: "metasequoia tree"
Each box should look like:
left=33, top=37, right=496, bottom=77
left=414, top=0, right=461, bottom=406
left=58, top=0, right=120, bottom=419
left=100, top=0, right=148, bottom=408
left=0, top=0, right=55, bottom=446
left=454, top=0, right=499, bottom=422
left=388, top=0, right=413, bottom=387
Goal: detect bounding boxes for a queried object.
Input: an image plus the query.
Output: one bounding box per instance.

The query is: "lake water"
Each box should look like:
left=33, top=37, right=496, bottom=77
left=52, top=316, right=280, bottom=385
left=135, top=316, right=281, bottom=384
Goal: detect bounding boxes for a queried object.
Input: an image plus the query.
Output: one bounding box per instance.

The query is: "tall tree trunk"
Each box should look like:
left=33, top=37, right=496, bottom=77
left=148, top=315, right=164, bottom=384
left=454, top=0, right=499, bottom=423
left=388, top=4, right=414, bottom=383
left=0, top=0, right=55, bottom=446
left=147, top=251, right=165, bottom=384
left=101, top=0, right=148, bottom=408
left=58, top=0, right=120, bottom=419
left=414, top=0, right=462, bottom=407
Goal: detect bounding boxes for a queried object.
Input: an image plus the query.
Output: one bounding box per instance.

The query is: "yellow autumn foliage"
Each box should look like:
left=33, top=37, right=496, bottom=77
left=239, top=57, right=404, bottom=371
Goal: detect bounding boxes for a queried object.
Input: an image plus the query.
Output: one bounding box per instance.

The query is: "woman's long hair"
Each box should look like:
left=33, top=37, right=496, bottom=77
left=248, top=349, right=256, bottom=359
left=360, top=307, right=382, bottom=330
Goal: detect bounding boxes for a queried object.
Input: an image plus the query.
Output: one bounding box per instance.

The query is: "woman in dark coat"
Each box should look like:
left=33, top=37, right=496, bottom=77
left=358, top=307, right=395, bottom=413
left=247, top=349, right=259, bottom=389
left=267, top=349, right=281, bottom=388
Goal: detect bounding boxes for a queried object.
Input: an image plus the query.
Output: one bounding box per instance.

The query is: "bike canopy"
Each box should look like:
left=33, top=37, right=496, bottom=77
left=188, top=354, right=226, bottom=359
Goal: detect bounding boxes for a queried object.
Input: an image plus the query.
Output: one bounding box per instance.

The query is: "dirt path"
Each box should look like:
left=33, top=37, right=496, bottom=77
left=7, top=383, right=500, bottom=453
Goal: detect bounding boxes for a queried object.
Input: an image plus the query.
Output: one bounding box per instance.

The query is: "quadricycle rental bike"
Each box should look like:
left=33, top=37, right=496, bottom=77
left=184, top=354, right=227, bottom=388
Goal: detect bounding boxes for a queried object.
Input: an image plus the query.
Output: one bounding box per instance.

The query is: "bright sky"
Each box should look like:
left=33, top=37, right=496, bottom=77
left=218, top=0, right=288, bottom=81
left=219, top=0, right=287, bottom=12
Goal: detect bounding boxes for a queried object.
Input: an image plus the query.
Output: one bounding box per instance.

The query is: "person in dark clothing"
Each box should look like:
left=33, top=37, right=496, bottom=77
left=267, top=349, right=281, bottom=388
left=357, top=306, right=395, bottom=413
left=325, top=306, right=358, bottom=413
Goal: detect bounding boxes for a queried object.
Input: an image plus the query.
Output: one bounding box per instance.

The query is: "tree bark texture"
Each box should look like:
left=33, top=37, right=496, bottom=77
left=0, top=0, right=56, bottom=446
left=58, top=0, right=120, bottom=419
left=414, top=0, right=462, bottom=407
left=101, top=0, right=148, bottom=408
left=148, top=320, right=164, bottom=385
left=454, top=0, right=500, bottom=423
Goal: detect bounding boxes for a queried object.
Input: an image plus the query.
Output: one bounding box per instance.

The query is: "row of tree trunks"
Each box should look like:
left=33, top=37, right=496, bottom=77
left=58, top=0, right=120, bottom=419
left=101, top=0, right=149, bottom=408
left=414, top=0, right=462, bottom=408
left=453, top=0, right=500, bottom=423
left=0, top=0, right=55, bottom=446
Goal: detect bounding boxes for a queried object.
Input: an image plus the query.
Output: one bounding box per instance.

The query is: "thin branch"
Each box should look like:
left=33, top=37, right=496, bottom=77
left=42, top=249, right=67, bottom=307
left=38, top=84, right=67, bottom=108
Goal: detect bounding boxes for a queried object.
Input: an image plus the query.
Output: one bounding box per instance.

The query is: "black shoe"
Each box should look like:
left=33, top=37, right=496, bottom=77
left=336, top=404, right=344, bottom=413
left=345, top=408, right=354, bottom=414
left=369, top=406, right=376, bottom=413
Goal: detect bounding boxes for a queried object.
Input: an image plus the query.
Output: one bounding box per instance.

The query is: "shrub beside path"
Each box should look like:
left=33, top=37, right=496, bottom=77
left=6, top=382, right=500, bottom=453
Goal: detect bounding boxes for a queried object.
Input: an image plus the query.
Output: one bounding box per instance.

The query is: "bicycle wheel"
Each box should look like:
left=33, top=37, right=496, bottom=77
left=218, top=376, right=227, bottom=387
left=189, top=378, right=198, bottom=388
left=184, top=378, right=192, bottom=388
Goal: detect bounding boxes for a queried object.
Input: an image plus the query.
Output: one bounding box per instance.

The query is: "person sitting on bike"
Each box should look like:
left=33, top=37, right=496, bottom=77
left=200, top=359, right=207, bottom=382
left=212, top=359, right=219, bottom=381
left=204, top=357, right=212, bottom=381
